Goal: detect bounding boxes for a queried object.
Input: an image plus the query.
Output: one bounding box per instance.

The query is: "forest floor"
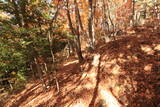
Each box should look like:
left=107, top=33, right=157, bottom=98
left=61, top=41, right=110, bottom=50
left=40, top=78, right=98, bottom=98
left=2, top=26, right=160, bottom=107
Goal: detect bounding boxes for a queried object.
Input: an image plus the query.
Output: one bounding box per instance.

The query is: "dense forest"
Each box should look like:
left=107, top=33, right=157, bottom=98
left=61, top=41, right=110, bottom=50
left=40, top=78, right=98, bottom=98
left=0, top=0, right=160, bottom=107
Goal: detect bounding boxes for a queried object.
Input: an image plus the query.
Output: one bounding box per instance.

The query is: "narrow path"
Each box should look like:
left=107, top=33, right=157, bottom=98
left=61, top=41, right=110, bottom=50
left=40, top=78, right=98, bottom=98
left=4, top=56, right=122, bottom=107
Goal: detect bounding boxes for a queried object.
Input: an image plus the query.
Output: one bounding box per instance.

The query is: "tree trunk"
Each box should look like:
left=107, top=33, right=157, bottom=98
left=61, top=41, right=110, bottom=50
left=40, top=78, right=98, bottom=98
left=102, top=0, right=110, bottom=32
left=74, top=0, right=84, bottom=31
left=34, top=57, right=47, bottom=88
left=74, top=35, right=84, bottom=63
left=92, top=0, right=97, bottom=46
left=132, top=0, right=135, bottom=26
left=74, top=0, right=84, bottom=62
left=66, top=0, right=84, bottom=63
left=88, top=0, right=95, bottom=50
left=106, top=1, right=115, bottom=32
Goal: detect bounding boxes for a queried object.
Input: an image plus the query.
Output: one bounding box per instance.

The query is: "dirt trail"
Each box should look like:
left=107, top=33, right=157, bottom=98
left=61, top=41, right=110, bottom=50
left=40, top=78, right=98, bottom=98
left=5, top=56, right=123, bottom=107
left=4, top=27, right=160, bottom=107
left=4, top=55, right=124, bottom=107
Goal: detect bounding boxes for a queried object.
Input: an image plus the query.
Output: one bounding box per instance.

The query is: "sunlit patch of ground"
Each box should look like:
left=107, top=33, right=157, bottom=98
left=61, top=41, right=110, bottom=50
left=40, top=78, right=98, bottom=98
left=99, top=89, right=121, bottom=107
left=63, top=60, right=79, bottom=66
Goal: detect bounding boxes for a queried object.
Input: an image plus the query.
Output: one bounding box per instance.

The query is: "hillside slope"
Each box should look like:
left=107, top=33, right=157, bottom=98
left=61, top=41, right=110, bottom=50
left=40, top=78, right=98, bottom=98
left=4, top=26, right=160, bottom=107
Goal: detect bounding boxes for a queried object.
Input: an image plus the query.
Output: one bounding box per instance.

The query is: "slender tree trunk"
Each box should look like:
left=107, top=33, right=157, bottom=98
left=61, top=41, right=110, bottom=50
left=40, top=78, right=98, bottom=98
left=92, top=0, right=97, bottom=45
left=34, top=58, right=47, bottom=88
left=47, top=1, right=60, bottom=92
left=88, top=0, right=95, bottom=50
left=74, top=34, right=84, bottom=63
left=132, top=0, right=135, bottom=26
left=66, top=0, right=84, bottom=63
left=74, top=0, right=84, bottom=31
left=102, top=0, right=109, bottom=32
left=106, top=1, right=114, bottom=32
left=47, top=30, right=60, bottom=92
left=74, top=0, right=84, bottom=62
left=66, top=1, right=75, bottom=34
